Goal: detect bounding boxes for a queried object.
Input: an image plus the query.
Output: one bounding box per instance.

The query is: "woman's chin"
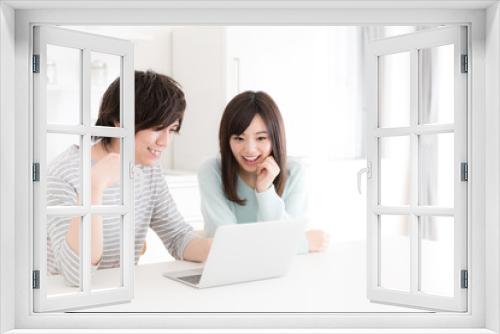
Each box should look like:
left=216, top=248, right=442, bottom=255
left=239, top=164, right=257, bottom=174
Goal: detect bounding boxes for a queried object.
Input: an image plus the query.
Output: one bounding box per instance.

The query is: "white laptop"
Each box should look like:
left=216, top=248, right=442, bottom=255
left=163, top=219, right=303, bottom=288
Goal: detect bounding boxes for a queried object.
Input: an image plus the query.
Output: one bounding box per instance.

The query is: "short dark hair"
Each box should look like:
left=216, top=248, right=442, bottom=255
left=94, top=70, right=186, bottom=150
left=219, top=91, right=288, bottom=205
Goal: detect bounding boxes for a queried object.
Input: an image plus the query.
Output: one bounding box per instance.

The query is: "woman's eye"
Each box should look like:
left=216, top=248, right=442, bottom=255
left=257, top=136, right=268, bottom=141
left=233, top=136, right=244, bottom=142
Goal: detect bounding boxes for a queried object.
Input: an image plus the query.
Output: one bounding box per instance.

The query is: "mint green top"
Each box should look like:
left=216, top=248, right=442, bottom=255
left=197, top=157, right=309, bottom=253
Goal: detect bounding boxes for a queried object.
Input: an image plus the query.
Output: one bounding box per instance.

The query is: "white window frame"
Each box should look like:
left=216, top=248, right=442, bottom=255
left=32, top=25, right=135, bottom=312
left=366, top=26, right=468, bottom=312
left=0, top=1, right=498, bottom=333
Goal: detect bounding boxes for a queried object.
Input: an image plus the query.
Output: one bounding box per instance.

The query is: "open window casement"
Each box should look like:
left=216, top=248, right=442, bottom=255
left=33, top=26, right=135, bottom=312
left=365, top=26, right=468, bottom=312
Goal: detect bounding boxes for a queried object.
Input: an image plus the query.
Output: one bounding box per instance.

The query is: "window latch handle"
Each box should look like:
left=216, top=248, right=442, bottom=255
left=357, top=162, right=372, bottom=195
left=129, top=162, right=135, bottom=179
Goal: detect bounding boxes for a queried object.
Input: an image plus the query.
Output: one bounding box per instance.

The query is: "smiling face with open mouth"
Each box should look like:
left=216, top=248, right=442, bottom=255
left=135, top=120, right=180, bottom=166
left=229, top=114, right=272, bottom=176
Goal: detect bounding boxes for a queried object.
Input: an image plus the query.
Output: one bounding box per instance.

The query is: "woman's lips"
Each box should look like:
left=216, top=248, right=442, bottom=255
left=242, top=155, right=260, bottom=166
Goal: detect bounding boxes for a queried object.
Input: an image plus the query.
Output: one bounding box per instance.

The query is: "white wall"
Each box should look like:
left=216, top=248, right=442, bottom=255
left=171, top=27, right=227, bottom=172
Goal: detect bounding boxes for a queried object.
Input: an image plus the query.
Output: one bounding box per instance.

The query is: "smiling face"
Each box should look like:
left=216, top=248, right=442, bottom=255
left=229, top=114, right=272, bottom=176
left=134, top=120, right=180, bottom=166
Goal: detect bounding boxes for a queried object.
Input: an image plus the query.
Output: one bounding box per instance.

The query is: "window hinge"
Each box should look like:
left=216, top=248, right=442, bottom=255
left=32, top=54, right=40, bottom=73
left=461, top=269, right=468, bottom=289
left=32, top=270, right=40, bottom=289
left=461, top=54, right=468, bottom=73
left=32, top=163, right=40, bottom=182
left=461, top=162, right=468, bottom=182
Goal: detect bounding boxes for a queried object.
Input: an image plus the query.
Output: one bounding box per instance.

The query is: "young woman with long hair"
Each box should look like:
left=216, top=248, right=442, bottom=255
left=198, top=91, right=328, bottom=253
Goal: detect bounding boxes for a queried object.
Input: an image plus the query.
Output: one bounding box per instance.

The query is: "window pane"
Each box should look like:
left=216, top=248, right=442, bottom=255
left=379, top=136, right=411, bottom=206
left=91, top=138, right=123, bottom=205
left=420, top=216, right=454, bottom=297
left=380, top=215, right=410, bottom=291
left=91, top=214, right=123, bottom=291
left=47, top=134, right=82, bottom=207
left=420, top=133, right=454, bottom=207
left=46, top=44, right=81, bottom=125
left=420, top=44, right=454, bottom=125
left=379, top=52, right=410, bottom=128
left=47, top=215, right=82, bottom=296
left=91, top=52, right=121, bottom=127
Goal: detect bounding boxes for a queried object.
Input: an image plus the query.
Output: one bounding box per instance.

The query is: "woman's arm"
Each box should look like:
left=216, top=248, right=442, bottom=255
left=197, top=158, right=239, bottom=237
left=255, top=159, right=328, bottom=253
left=255, top=159, right=307, bottom=221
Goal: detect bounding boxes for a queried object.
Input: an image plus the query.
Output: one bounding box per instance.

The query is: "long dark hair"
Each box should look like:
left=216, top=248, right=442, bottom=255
left=94, top=70, right=186, bottom=150
left=219, top=91, right=287, bottom=205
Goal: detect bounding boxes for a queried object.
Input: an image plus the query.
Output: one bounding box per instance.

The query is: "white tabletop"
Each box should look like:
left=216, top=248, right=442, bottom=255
left=53, top=241, right=425, bottom=313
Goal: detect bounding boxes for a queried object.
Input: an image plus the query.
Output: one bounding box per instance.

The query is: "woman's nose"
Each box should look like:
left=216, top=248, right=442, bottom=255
left=243, top=139, right=257, bottom=151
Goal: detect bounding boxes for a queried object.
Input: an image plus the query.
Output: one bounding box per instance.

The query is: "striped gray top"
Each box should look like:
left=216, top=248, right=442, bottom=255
left=46, top=145, right=195, bottom=287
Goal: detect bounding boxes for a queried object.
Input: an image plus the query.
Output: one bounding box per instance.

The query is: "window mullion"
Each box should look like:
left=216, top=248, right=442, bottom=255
left=410, top=48, right=419, bottom=294
left=46, top=205, right=128, bottom=216
left=121, top=50, right=134, bottom=292
left=374, top=124, right=454, bottom=137
left=374, top=206, right=453, bottom=216
left=46, top=124, right=127, bottom=138
left=80, top=48, right=92, bottom=294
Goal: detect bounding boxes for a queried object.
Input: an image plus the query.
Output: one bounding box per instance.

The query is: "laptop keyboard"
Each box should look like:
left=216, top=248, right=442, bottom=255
left=178, top=274, right=202, bottom=285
